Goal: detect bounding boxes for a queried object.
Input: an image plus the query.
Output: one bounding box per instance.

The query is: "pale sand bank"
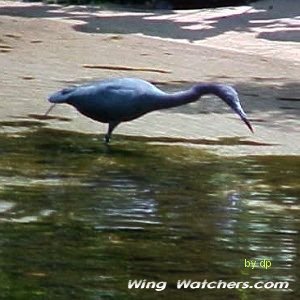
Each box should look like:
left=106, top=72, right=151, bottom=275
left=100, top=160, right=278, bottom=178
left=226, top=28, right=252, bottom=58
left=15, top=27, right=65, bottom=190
left=0, top=0, right=299, bottom=156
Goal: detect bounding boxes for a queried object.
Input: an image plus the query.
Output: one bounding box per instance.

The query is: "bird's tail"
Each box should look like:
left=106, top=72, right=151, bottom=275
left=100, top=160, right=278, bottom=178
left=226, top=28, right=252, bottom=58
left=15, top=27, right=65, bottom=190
left=48, top=87, right=77, bottom=103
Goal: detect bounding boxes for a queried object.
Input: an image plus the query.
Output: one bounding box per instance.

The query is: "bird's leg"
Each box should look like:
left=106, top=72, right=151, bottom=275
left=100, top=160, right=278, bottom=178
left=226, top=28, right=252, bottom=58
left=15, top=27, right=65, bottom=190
left=104, top=133, right=110, bottom=144
left=104, top=121, right=120, bottom=143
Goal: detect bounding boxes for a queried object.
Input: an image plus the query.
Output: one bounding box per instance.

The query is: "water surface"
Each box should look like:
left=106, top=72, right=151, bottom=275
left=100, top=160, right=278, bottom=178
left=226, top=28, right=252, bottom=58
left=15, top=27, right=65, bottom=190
left=0, top=121, right=299, bottom=299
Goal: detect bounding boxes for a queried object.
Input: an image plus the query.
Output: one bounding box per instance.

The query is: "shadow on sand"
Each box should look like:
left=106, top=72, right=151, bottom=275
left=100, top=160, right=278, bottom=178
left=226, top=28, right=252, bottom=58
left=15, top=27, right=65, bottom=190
left=0, top=1, right=298, bottom=43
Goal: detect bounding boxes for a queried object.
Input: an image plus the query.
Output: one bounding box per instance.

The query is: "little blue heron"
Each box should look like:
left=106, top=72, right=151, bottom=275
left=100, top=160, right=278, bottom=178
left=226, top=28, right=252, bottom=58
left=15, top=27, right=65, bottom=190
left=47, top=77, right=253, bottom=143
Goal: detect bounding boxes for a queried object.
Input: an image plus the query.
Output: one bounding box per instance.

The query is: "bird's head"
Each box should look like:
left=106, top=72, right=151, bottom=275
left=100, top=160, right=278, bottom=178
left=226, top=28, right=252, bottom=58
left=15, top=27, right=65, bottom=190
left=216, top=85, right=253, bottom=133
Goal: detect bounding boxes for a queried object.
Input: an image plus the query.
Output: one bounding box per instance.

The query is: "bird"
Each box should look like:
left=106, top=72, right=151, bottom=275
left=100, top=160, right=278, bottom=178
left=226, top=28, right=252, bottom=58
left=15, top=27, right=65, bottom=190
left=47, top=77, right=253, bottom=143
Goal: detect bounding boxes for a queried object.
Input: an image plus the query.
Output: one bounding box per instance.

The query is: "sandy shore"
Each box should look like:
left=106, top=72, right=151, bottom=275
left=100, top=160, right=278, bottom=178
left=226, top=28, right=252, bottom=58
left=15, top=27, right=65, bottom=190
left=0, top=0, right=299, bottom=156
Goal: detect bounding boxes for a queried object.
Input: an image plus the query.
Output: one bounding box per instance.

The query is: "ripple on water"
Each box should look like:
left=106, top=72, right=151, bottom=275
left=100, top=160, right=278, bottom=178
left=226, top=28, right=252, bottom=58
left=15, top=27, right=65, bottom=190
left=0, top=126, right=299, bottom=299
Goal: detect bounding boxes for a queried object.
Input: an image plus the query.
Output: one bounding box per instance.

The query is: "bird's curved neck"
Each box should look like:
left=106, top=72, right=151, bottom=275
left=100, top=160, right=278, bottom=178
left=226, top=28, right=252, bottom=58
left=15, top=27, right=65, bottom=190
left=155, top=83, right=221, bottom=110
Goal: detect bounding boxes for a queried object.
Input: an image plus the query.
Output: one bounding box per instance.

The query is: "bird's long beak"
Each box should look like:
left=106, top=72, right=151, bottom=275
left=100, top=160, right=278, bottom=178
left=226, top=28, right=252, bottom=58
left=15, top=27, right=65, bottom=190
left=44, top=104, right=56, bottom=116
left=233, top=104, right=254, bottom=133
left=241, top=116, right=254, bottom=133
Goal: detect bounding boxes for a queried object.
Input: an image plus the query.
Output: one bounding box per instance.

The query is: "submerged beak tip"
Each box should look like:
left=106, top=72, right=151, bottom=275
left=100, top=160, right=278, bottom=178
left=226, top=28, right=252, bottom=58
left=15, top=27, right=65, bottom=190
left=243, top=117, right=254, bottom=134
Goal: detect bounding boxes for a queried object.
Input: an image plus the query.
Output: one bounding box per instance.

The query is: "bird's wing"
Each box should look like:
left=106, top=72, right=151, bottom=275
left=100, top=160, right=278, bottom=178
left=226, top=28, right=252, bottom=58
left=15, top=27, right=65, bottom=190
left=70, top=79, right=161, bottom=122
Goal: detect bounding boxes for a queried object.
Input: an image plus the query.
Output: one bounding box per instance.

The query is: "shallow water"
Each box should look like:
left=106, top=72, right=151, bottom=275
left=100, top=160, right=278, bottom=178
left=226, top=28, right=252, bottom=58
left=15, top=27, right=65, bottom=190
left=0, top=120, right=299, bottom=300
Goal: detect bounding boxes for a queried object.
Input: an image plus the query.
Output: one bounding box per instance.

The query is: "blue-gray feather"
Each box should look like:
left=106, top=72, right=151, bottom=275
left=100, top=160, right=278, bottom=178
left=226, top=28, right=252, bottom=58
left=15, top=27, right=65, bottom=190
left=47, top=77, right=253, bottom=142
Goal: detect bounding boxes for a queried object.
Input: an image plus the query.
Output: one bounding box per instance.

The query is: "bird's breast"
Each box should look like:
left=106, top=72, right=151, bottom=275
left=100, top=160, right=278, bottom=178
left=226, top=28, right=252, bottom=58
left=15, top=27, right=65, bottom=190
left=70, top=92, right=156, bottom=123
